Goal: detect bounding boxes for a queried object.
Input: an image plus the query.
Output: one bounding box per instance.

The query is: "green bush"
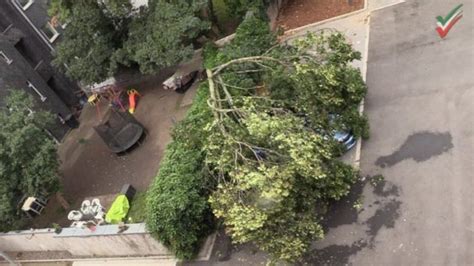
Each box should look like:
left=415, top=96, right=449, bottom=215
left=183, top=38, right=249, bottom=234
left=147, top=15, right=274, bottom=260
left=225, top=14, right=276, bottom=57
left=212, top=15, right=276, bottom=66
left=146, top=86, right=214, bottom=259
left=223, top=0, right=271, bottom=19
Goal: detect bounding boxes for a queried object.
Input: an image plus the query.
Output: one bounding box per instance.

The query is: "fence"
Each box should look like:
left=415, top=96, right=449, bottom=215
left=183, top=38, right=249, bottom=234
left=0, top=223, right=172, bottom=258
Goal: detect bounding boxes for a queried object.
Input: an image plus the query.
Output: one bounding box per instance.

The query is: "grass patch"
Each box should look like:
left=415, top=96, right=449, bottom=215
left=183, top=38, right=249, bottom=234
left=127, top=191, right=147, bottom=223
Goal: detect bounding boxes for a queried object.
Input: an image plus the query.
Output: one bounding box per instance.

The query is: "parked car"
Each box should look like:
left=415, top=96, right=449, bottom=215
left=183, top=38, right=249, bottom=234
left=301, top=113, right=357, bottom=152
left=333, top=130, right=357, bottom=151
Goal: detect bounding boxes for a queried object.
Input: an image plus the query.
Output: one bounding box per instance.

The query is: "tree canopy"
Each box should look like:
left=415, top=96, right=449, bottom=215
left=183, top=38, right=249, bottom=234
left=0, top=91, right=59, bottom=232
left=50, top=0, right=209, bottom=84
left=223, top=0, right=270, bottom=19
left=52, top=1, right=122, bottom=84
left=119, top=0, right=209, bottom=74
left=202, top=17, right=367, bottom=262
left=146, top=15, right=368, bottom=262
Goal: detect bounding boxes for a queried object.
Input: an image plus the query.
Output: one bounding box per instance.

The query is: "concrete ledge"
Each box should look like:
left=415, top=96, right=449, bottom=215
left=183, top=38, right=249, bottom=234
left=0, top=255, right=177, bottom=266
left=195, top=232, right=217, bottom=261
left=354, top=13, right=371, bottom=170
left=0, top=224, right=218, bottom=264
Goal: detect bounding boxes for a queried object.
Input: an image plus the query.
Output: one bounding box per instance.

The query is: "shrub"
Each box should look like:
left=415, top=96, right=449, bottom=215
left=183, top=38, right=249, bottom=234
left=146, top=15, right=275, bottom=260
left=146, top=86, right=214, bottom=259
left=207, top=14, right=277, bottom=66
left=223, top=0, right=271, bottom=19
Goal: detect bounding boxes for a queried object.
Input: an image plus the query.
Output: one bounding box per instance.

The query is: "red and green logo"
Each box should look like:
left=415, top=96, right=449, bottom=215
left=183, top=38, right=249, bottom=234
left=436, top=4, right=463, bottom=38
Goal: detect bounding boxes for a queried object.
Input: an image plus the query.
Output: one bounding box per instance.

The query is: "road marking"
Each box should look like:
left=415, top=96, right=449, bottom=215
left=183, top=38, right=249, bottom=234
left=436, top=4, right=463, bottom=38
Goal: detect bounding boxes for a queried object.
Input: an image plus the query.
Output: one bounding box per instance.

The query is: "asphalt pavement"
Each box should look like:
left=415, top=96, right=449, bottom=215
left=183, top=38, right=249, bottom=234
left=356, top=0, right=474, bottom=265
left=185, top=1, right=474, bottom=265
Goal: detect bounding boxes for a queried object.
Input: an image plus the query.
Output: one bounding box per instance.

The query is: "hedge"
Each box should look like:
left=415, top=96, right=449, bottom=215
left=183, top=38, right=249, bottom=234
left=146, top=86, right=214, bottom=259
left=146, top=16, right=275, bottom=259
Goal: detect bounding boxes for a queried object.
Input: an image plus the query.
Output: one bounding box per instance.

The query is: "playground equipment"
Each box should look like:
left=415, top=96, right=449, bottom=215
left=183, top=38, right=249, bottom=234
left=94, top=109, right=145, bottom=154
left=127, top=89, right=140, bottom=114
left=87, top=94, right=102, bottom=118
left=86, top=78, right=130, bottom=119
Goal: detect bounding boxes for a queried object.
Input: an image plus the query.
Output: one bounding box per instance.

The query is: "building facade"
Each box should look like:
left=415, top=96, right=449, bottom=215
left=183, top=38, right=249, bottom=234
left=0, top=0, right=82, bottom=139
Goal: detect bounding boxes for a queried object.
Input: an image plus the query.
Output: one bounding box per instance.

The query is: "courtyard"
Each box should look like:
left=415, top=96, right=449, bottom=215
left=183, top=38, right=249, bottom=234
left=30, top=56, right=203, bottom=228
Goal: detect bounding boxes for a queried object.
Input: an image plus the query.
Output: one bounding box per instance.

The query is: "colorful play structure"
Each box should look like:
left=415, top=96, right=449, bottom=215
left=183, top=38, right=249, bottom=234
left=85, top=78, right=142, bottom=119
left=127, top=89, right=140, bottom=114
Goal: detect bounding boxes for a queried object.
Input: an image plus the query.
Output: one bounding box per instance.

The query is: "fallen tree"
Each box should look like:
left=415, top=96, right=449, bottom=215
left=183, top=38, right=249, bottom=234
left=146, top=15, right=368, bottom=263
left=203, top=21, right=368, bottom=263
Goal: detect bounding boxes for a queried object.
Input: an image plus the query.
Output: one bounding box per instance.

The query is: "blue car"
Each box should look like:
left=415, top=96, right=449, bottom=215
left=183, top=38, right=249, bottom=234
left=333, top=130, right=357, bottom=151
left=300, top=113, right=356, bottom=152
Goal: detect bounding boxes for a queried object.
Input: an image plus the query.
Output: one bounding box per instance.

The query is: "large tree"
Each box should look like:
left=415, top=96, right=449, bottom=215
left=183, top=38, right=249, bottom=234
left=202, top=17, right=368, bottom=262
left=50, top=0, right=209, bottom=84
left=0, top=91, right=59, bottom=232
left=119, top=0, right=210, bottom=74
left=145, top=16, right=368, bottom=262
left=52, top=1, right=121, bottom=84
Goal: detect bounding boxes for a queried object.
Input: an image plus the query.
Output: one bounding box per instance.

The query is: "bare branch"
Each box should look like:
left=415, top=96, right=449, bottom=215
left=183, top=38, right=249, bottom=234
left=212, top=56, right=288, bottom=76
left=206, top=99, right=242, bottom=113
left=218, top=76, right=234, bottom=106
left=232, top=69, right=267, bottom=74
left=215, top=79, right=256, bottom=91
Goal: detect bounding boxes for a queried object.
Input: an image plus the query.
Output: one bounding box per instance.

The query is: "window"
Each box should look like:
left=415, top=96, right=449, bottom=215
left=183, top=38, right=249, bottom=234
left=27, top=81, right=47, bottom=102
left=15, top=0, right=34, bottom=10
left=41, top=23, right=60, bottom=43
left=0, top=51, right=12, bottom=64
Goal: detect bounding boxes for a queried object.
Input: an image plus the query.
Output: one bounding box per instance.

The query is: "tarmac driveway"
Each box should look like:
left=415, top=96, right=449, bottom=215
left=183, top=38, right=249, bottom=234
left=356, top=0, right=474, bottom=265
